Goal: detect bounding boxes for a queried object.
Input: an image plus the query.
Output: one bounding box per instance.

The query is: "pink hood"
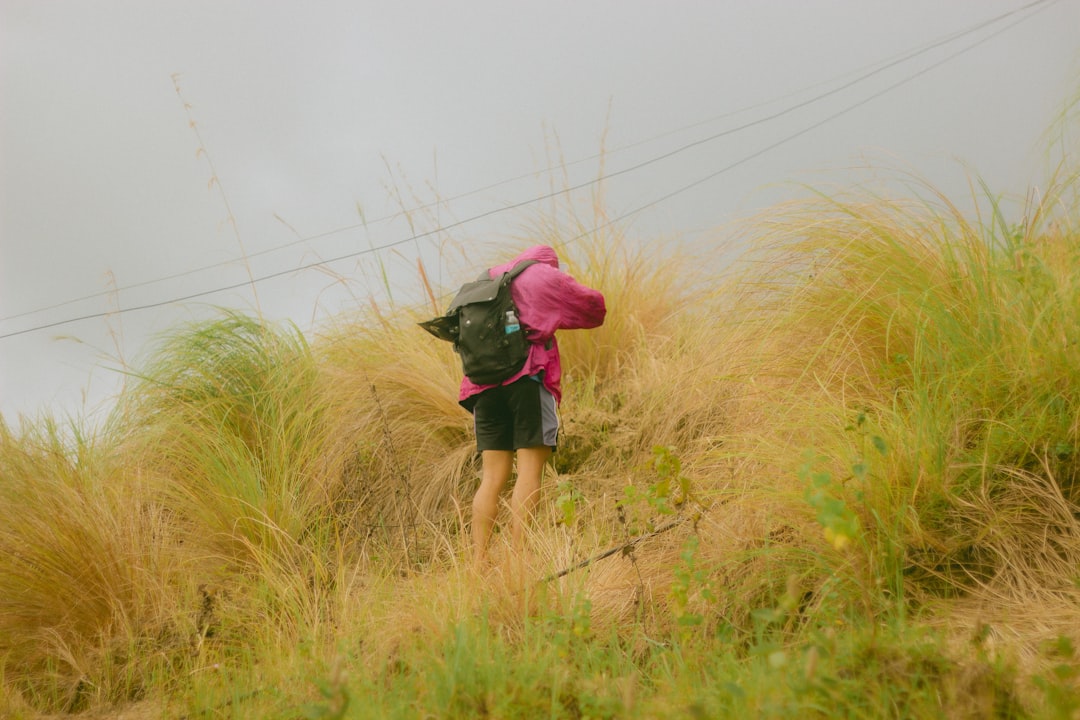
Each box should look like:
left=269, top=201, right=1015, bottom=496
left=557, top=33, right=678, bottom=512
left=459, top=245, right=606, bottom=406
left=490, top=244, right=560, bottom=273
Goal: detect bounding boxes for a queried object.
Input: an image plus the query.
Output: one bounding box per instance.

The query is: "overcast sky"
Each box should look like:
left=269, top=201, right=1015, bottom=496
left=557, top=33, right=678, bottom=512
left=2, top=0, right=1078, bottom=424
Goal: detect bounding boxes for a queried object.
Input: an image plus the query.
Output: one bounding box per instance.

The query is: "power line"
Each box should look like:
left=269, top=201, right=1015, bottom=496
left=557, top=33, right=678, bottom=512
left=0, top=49, right=921, bottom=326
left=0, top=55, right=892, bottom=326
left=3, top=0, right=1052, bottom=324
left=554, top=0, right=1060, bottom=255
left=1, top=0, right=1049, bottom=326
left=0, top=0, right=1058, bottom=341
left=0, top=0, right=1054, bottom=338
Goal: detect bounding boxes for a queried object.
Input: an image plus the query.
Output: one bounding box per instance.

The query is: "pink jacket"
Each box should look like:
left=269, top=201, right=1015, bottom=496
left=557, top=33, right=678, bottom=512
left=458, top=245, right=606, bottom=407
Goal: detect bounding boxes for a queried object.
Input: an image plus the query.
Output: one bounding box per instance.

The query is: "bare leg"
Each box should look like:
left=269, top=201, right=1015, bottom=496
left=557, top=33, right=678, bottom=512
left=510, top=446, right=552, bottom=552
left=472, top=450, right=514, bottom=567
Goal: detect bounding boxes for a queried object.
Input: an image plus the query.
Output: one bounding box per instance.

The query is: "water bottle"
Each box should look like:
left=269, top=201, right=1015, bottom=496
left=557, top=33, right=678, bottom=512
left=504, top=310, right=520, bottom=334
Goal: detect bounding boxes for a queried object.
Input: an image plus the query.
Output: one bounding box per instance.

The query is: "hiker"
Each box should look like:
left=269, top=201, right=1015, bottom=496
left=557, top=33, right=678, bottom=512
left=459, top=245, right=606, bottom=568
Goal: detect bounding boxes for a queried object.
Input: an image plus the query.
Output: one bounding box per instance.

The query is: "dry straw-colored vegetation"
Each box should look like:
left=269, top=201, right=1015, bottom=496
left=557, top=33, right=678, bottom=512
left=3, top=111, right=1080, bottom=716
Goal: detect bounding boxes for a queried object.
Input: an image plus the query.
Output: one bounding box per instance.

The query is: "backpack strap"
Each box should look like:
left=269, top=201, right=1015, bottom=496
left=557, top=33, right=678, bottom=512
left=475, top=258, right=539, bottom=284
left=489, top=258, right=536, bottom=282
left=475, top=257, right=537, bottom=282
left=507, top=258, right=539, bottom=279
left=477, top=259, right=540, bottom=280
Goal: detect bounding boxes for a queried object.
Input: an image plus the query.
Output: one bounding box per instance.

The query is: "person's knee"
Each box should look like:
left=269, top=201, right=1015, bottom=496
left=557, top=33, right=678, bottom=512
left=516, top=447, right=550, bottom=477
left=473, top=482, right=499, bottom=515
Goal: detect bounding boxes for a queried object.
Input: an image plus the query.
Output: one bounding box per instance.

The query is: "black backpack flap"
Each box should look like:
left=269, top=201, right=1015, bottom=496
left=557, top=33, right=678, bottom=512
left=447, top=259, right=539, bottom=314
left=446, top=273, right=506, bottom=314
left=419, top=277, right=503, bottom=343
left=418, top=260, right=539, bottom=381
left=419, top=274, right=503, bottom=343
left=417, top=315, right=458, bottom=342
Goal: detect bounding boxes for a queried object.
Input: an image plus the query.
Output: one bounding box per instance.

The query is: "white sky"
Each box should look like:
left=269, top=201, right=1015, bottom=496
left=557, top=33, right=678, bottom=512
left=2, top=0, right=1078, bottom=424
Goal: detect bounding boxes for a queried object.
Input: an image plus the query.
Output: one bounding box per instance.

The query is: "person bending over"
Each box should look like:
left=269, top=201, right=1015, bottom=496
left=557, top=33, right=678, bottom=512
left=458, top=245, right=606, bottom=568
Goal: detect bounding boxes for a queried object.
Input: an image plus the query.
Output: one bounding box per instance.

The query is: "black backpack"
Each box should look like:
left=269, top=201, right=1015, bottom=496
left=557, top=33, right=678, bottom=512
left=419, top=260, right=538, bottom=385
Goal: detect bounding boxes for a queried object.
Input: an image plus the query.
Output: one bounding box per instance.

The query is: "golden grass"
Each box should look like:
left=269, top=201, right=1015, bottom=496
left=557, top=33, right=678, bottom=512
left=5, top=148, right=1080, bottom=715
left=0, top=418, right=187, bottom=713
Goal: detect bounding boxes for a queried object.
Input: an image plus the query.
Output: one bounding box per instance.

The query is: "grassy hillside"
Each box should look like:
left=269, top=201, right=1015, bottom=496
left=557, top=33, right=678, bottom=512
left=3, top=154, right=1080, bottom=717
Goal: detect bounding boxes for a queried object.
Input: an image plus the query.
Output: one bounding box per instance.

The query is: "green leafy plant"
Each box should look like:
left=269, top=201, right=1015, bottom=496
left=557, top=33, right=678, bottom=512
left=801, top=453, right=861, bottom=552
left=554, top=480, right=584, bottom=528
left=619, top=445, right=693, bottom=533
left=669, top=534, right=716, bottom=636
left=1033, top=636, right=1080, bottom=719
left=300, top=659, right=350, bottom=720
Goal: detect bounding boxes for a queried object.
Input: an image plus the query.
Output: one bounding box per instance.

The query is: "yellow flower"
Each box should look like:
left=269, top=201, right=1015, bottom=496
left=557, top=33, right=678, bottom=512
left=823, top=526, right=851, bottom=551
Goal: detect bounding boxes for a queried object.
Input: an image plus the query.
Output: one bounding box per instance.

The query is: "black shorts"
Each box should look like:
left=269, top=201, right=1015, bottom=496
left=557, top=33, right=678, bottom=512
left=472, top=376, right=559, bottom=451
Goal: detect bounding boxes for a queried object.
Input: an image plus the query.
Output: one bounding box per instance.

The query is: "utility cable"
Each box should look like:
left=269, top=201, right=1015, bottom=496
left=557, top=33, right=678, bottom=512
left=540, top=513, right=692, bottom=583
left=0, top=0, right=1058, bottom=340
left=554, top=0, right=1059, bottom=256
left=2, top=0, right=1053, bottom=323
left=0, top=0, right=1050, bottom=325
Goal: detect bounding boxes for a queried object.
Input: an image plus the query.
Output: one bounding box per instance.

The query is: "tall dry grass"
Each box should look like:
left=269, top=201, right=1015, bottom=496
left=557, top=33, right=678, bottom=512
left=0, top=417, right=187, bottom=713
left=114, top=311, right=369, bottom=649
left=3, top=132, right=1080, bottom=715
left=671, top=173, right=1080, bottom=657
